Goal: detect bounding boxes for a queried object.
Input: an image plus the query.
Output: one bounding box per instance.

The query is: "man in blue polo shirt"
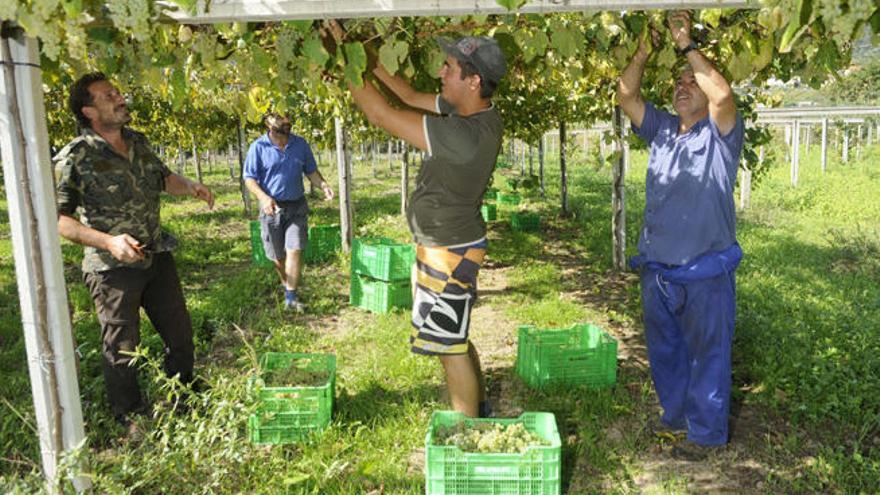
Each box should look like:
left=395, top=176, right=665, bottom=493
left=244, top=113, right=334, bottom=312
left=617, top=11, right=744, bottom=460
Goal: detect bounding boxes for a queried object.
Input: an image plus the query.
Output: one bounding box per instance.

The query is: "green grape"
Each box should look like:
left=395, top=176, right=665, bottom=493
left=435, top=420, right=549, bottom=454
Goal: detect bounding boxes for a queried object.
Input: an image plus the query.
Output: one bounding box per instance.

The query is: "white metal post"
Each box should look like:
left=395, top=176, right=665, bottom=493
left=856, top=124, right=862, bottom=161
left=803, top=124, right=810, bottom=152
left=790, top=120, right=800, bottom=186
left=335, top=117, right=353, bottom=252
left=739, top=157, right=751, bottom=210
left=843, top=126, right=849, bottom=164
left=0, top=32, right=89, bottom=492
left=821, top=118, right=828, bottom=173
left=611, top=107, right=627, bottom=271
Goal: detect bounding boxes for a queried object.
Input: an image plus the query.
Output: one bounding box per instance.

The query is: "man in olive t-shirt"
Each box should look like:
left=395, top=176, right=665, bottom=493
left=330, top=21, right=506, bottom=418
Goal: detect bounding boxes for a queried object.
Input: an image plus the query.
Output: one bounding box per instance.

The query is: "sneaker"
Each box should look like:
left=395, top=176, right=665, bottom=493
left=284, top=299, right=307, bottom=313
left=671, top=441, right=725, bottom=461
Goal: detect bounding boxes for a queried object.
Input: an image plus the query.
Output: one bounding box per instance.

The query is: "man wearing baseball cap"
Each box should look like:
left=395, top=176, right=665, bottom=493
left=327, top=21, right=506, bottom=418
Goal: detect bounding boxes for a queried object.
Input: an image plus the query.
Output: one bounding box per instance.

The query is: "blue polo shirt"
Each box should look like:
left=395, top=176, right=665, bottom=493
left=633, top=103, right=744, bottom=266
left=243, top=133, right=317, bottom=201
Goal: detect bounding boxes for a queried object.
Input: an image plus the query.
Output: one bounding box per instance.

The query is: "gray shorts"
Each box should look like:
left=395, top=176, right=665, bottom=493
left=260, top=197, right=309, bottom=261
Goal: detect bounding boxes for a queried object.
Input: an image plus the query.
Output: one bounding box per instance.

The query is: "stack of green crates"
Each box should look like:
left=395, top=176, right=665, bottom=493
left=481, top=203, right=497, bottom=222
left=350, top=237, right=415, bottom=313
left=304, top=224, right=341, bottom=262
left=248, top=352, right=336, bottom=444
left=510, top=211, right=540, bottom=232
left=250, top=221, right=341, bottom=265
left=516, top=323, right=617, bottom=389
left=425, top=411, right=562, bottom=495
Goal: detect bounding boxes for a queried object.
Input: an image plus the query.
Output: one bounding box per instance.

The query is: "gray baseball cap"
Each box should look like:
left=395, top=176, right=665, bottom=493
left=437, top=36, right=507, bottom=86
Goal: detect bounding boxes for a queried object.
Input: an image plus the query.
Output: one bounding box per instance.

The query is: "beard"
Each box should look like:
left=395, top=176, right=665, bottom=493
left=271, top=125, right=291, bottom=136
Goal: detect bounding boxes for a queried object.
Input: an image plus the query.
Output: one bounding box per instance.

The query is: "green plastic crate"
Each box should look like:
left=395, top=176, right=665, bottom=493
left=304, top=224, right=341, bottom=263
left=248, top=352, right=336, bottom=444
left=510, top=212, right=540, bottom=232
left=351, top=237, right=415, bottom=281
left=497, top=192, right=521, bottom=207
left=425, top=411, right=562, bottom=495
left=481, top=203, right=497, bottom=222
left=483, top=187, right=498, bottom=201
left=350, top=274, right=412, bottom=313
left=516, top=324, right=617, bottom=389
left=249, top=221, right=273, bottom=267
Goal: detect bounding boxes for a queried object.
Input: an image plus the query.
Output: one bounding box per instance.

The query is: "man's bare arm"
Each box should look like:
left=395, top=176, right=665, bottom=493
left=372, top=65, right=439, bottom=113
left=164, top=173, right=215, bottom=208
left=349, top=77, right=428, bottom=152
left=244, top=178, right=277, bottom=215
left=58, top=214, right=144, bottom=262
left=617, top=29, right=655, bottom=128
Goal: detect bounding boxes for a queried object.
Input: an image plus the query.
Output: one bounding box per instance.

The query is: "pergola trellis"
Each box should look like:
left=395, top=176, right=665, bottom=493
left=754, top=106, right=880, bottom=187
left=2, top=0, right=756, bottom=491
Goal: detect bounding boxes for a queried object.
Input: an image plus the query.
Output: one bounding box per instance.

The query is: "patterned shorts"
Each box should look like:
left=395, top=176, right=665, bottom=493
left=410, top=239, right=487, bottom=356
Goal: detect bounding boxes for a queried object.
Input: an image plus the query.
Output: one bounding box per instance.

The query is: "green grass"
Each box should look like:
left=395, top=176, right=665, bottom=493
left=1, top=143, right=879, bottom=493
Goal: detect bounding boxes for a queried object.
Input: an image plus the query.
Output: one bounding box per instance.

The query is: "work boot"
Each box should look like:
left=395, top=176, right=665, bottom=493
left=648, top=415, right=686, bottom=437
left=671, top=441, right=725, bottom=461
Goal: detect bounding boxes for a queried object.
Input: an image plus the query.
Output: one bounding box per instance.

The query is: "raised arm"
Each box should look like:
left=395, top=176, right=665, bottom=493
left=616, top=29, right=653, bottom=128
left=668, top=11, right=737, bottom=135
left=324, top=20, right=429, bottom=151
left=348, top=77, right=428, bottom=151
left=372, top=65, right=439, bottom=113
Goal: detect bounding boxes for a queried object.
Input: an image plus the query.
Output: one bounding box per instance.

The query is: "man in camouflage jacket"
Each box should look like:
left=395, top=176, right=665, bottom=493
left=55, top=73, right=214, bottom=426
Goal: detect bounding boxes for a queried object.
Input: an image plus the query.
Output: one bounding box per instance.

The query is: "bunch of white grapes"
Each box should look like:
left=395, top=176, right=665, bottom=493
left=436, top=421, right=548, bottom=454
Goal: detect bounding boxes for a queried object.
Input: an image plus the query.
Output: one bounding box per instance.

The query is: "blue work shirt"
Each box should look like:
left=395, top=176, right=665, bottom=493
left=243, top=133, right=317, bottom=201
left=633, top=103, right=744, bottom=266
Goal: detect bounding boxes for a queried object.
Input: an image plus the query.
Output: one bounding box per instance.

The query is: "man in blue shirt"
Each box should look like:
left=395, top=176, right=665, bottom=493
left=617, top=11, right=745, bottom=460
left=244, top=113, right=334, bottom=312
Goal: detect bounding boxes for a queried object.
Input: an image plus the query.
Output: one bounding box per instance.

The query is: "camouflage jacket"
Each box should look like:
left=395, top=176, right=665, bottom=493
left=55, top=128, right=173, bottom=273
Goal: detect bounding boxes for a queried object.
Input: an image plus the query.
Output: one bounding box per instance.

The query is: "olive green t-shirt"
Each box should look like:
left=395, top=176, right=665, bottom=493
left=406, top=96, right=503, bottom=247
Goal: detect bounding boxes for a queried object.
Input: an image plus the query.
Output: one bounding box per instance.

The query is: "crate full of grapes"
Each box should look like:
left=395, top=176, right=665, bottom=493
left=248, top=352, right=336, bottom=444
left=426, top=411, right=561, bottom=495
left=516, top=323, right=617, bottom=389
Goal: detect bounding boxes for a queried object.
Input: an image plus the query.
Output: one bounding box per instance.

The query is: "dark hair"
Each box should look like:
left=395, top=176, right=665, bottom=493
left=69, top=72, right=108, bottom=129
left=458, top=60, right=497, bottom=99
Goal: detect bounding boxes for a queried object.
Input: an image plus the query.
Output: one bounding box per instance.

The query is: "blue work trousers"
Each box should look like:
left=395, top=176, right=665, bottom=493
left=641, top=268, right=735, bottom=446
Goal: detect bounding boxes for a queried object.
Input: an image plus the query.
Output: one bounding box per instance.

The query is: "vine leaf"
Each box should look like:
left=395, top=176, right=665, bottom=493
left=779, top=0, right=813, bottom=53
left=303, top=36, right=330, bottom=67
left=343, top=42, right=367, bottom=87
left=550, top=26, right=578, bottom=58
left=378, top=39, right=409, bottom=75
